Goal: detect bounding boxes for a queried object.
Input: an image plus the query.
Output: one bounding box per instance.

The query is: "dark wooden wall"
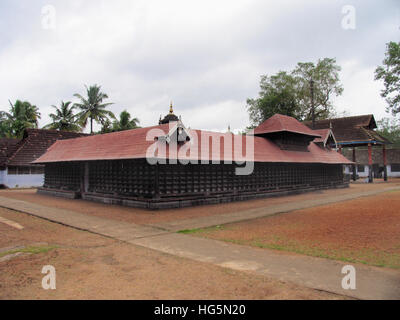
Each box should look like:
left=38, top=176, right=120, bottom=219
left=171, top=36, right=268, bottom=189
left=43, top=159, right=344, bottom=200
left=44, top=162, right=82, bottom=191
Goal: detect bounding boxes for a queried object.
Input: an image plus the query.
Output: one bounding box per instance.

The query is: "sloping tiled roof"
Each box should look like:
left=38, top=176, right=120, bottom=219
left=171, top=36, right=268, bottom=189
left=0, top=138, right=20, bottom=169
left=254, top=114, right=321, bottom=138
left=304, top=114, right=390, bottom=145
left=34, top=122, right=352, bottom=165
left=7, top=129, right=88, bottom=167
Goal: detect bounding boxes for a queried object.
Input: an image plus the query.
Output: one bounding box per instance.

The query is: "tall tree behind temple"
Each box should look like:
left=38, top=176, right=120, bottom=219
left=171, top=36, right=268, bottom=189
left=247, top=58, right=344, bottom=126
left=247, top=72, right=300, bottom=126
left=43, top=101, right=82, bottom=132
left=2, top=100, right=41, bottom=138
left=375, top=41, right=400, bottom=117
left=74, top=84, right=115, bottom=134
left=293, top=58, right=343, bottom=121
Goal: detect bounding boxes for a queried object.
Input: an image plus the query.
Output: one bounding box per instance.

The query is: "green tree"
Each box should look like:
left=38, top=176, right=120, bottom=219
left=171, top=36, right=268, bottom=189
left=247, top=58, right=344, bottom=126
left=3, top=100, right=41, bottom=138
left=292, top=58, right=343, bottom=121
left=100, top=110, right=140, bottom=133
left=74, top=85, right=115, bottom=134
left=376, top=117, right=400, bottom=147
left=375, top=41, right=400, bottom=116
left=112, top=110, right=140, bottom=131
left=247, top=72, right=300, bottom=126
left=43, top=101, right=82, bottom=132
left=0, top=111, right=12, bottom=138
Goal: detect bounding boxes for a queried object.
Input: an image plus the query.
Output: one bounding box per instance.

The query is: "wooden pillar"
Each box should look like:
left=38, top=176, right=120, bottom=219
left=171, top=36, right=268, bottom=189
left=383, top=144, right=388, bottom=182
left=352, top=148, right=357, bottom=181
left=84, top=162, right=89, bottom=193
left=368, top=143, right=373, bottom=183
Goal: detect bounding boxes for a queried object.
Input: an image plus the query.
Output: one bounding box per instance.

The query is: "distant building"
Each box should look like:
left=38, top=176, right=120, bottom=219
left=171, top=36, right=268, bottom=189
left=0, top=129, right=86, bottom=188
left=34, top=109, right=352, bottom=209
left=305, top=114, right=391, bottom=182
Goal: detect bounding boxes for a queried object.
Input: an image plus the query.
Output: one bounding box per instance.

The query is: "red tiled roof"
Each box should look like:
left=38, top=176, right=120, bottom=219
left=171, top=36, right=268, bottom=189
left=7, top=129, right=88, bottom=167
left=34, top=122, right=352, bottom=165
left=254, top=114, right=321, bottom=138
left=304, top=114, right=390, bottom=145
left=0, top=138, right=20, bottom=169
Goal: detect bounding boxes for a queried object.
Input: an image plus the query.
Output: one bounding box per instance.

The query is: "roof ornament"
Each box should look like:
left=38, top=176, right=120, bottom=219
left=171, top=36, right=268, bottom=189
left=329, top=121, right=333, bottom=129
left=227, top=124, right=231, bottom=133
left=169, top=102, right=174, bottom=114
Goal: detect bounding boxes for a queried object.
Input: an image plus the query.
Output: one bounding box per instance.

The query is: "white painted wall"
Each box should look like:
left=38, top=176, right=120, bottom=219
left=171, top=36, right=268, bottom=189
left=345, top=164, right=400, bottom=178
left=388, top=165, right=400, bottom=178
left=2, top=168, right=44, bottom=188
left=0, top=170, right=6, bottom=185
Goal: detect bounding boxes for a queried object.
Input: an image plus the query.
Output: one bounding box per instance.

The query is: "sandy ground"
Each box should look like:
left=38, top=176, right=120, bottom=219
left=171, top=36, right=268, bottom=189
left=0, top=207, right=347, bottom=300
left=1, top=180, right=399, bottom=226
left=195, top=190, right=400, bottom=269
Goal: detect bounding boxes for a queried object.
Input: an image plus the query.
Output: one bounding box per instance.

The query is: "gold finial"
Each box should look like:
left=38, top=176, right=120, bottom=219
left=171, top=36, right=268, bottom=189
left=169, top=101, right=174, bottom=114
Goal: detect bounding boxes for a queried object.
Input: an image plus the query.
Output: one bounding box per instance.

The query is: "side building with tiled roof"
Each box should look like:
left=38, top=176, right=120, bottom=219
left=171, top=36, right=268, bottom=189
left=0, top=129, right=87, bottom=188
left=304, top=114, right=392, bottom=182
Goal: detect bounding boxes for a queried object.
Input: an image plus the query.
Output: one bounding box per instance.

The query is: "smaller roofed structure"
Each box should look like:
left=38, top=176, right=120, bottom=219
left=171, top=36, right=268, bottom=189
left=313, top=129, right=337, bottom=149
left=159, top=102, right=180, bottom=124
left=304, top=114, right=390, bottom=148
left=253, top=114, right=321, bottom=152
left=304, top=114, right=391, bottom=183
left=7, top=129, right=87, bottom=167
left=0, top=129, right=87, bottom=188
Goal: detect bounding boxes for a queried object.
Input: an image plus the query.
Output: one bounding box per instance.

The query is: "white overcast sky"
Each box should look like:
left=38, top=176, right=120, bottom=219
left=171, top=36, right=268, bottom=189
left=0, top=0, right=399, bottom=133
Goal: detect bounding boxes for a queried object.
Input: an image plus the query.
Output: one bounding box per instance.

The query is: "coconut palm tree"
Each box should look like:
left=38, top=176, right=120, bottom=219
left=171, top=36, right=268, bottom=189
left=113, top=110, right=140, bottom=131
left=73, top=84, right=115, bottom=134
left=43, top=101, right=82, bottom=132
left=5, top=100, right=41, bottom=138
left=100, top=110, right=140, bottom=133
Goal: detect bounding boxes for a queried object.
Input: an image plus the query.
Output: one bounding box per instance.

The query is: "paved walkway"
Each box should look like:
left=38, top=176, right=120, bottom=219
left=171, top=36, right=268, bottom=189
left=149, top=185, right=400, bottom=231
left=1, top=191, right=400, bottom=300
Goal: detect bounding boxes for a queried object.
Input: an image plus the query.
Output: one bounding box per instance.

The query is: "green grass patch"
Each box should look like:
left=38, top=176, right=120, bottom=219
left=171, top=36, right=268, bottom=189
left=0, top=245, right=58, bottom=258
left=178, top=225, right=225, bottom=234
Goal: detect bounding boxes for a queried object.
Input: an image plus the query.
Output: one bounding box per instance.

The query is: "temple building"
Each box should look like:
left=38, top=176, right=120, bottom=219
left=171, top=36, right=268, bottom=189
left=34, top=107, right=352, bottom=209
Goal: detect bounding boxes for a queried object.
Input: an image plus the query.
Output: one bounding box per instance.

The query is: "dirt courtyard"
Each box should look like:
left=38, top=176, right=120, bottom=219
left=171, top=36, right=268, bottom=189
left=191, top=189, right=400, bottom=269
left=0, top=207, right=346, bottom=300
left=1, top=180, right=399, bottom=226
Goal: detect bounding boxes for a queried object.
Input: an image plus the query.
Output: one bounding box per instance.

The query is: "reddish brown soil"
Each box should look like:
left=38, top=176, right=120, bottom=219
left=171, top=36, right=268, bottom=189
left=1, top=180, right=399, bottom=226
left=0, top=208, right=345, bottom=300
left=198, top=190, right=400, bottom=269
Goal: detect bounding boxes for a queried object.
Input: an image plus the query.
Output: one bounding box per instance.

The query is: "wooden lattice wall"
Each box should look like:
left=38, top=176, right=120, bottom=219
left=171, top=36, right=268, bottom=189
left=43, top=159, right=344, bottom=200
left=44, top=162, right=81, bottom=191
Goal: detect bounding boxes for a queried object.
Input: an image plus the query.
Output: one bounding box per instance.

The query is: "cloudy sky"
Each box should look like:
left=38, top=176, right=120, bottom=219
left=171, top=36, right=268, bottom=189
left=0, top=0, right=399, bottom=133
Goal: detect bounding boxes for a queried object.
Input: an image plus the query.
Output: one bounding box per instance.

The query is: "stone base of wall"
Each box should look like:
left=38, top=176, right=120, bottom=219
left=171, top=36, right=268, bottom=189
left=37, top=187, right=80, bottom=199
left=38, top=183, right=349, bottom=210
